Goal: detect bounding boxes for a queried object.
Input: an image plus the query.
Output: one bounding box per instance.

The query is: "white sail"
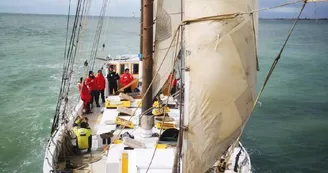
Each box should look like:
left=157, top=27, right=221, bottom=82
left=152, top=0, right=182, bottom=97
left=182, top=0, right=258, bottom=172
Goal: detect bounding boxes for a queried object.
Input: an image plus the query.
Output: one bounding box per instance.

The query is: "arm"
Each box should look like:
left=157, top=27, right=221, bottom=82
left=115, top=73, right=120, bottom=80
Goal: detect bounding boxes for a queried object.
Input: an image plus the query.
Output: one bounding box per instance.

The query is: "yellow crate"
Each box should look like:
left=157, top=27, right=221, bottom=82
left=155, top=122, right=176, bottom=130
left=155, top=144, right=168, bottom=149
left=115, top=117, right=134, bottom=128
left=106, top=100, right=131, bottom=108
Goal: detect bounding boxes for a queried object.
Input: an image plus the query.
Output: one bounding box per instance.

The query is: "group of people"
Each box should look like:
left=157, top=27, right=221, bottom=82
left=77, top=66, right=136, bottom=114
left=78, top=70, right=106, bottom=114
left=106, top=66, right=135, bottom=94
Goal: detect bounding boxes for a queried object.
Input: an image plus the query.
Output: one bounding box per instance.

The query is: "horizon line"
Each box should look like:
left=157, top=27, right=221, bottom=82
left=1, top=12, right=327, bottom=20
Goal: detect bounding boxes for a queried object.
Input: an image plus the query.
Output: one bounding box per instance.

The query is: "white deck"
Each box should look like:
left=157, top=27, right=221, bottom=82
left=43, top=95, right=252, bottom=173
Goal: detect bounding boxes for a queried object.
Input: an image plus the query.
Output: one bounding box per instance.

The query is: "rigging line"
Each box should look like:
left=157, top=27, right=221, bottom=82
left=89, top=0, right=109, bottom=70
left=222, top=2, right=308, bottom=168
left=253, top=2, right=307, bottom=107
left=145, top=24, right=181, bottom=173
left=61, top=0, right=84, bottom=120
left=70, top=0, right=88, bottom=85
left=51, top=0, right=84, bottom=133
left=74, top=0, right=91, bottom=78
left=52, top=0, right=73, bottom=130
left=101, top=26, right=183, bottom=154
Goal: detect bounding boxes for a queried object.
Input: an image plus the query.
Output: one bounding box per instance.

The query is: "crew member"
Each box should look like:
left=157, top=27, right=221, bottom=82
left=77, top=77, right=83, bottom=93
left=85, top=71, right=100, bottom=107
left=120, top=68, right=134, bottom=93
left=96, top=70, right=106, bottom=103
left=73, top=116, right=92, bottom=152
left=106, top=66, right=120, bottom=94
left=80, top=78, right=92, bottom=114
left=168, top=71, right=178, bottom=95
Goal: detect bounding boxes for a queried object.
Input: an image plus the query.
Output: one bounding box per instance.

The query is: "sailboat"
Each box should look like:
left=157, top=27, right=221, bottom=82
left=43, top=0, right=323, bottom=172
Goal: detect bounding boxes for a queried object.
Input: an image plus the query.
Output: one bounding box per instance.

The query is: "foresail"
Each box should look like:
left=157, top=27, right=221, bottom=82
left=152, top=0, right=182, bottom=98
left=182, top=0, right=258, bottom=172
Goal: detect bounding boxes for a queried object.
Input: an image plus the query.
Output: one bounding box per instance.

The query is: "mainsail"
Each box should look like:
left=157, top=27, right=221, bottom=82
left=182, top=0, right=258, bottom=172
left=152, top=0, right=182, bottom=98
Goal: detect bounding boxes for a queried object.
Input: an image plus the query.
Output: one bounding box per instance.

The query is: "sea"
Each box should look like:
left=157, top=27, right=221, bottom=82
left=0, top=13, right=327, bottom=173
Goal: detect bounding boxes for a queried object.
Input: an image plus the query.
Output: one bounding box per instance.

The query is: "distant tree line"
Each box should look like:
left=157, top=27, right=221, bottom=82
left=259, top=18, right=328, bottom=20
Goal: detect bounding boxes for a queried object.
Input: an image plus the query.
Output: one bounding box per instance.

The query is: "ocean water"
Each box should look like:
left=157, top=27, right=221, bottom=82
left=0, top=13, right=327, bottom=173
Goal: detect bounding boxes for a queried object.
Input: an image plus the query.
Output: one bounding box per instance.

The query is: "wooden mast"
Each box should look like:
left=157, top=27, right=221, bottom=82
left=141, top=0, right=153, bottom=113
left=139, top=0, right=143, bottom=58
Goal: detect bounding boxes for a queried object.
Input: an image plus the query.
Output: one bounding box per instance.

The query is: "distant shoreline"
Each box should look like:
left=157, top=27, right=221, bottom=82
left=1, top=12, right=327, bottom=20
left=259, top=18, right=328, bottom=20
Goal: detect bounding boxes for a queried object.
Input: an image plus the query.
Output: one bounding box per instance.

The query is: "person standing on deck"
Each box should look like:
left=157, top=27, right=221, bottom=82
left=96, top=70, right=106, bottom=103
left=107, top=66, right=120, bottom=94
left=85, top=71, right=100, bottom=107
left=73, top=116, right=92, bottom=152
left=80, top=78, right=92, bottom=114
left=77, top=77, right=83, bottom=93
left=168, top=71, right=178, bottom=95
left=120, top=68, right=134, bottom=93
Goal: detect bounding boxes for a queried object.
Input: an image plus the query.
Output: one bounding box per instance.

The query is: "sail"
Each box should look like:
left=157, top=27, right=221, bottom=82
left=182, top=0, right=258, bottom=172
left=152, top=0, right=182, bottom=98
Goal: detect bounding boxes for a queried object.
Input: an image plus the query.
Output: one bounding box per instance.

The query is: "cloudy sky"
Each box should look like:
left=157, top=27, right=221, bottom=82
left=0, top=0, right=327, bottom=18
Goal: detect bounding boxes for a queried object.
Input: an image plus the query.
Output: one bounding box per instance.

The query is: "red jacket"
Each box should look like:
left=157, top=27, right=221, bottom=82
left=85, top=77, right=97, bottom=91
left=120, top=73, right=134, bottom=87
left=78, top=83, right=82, bottom=93
left=168, top=74, right=177, bottom=87
left=80, top=83, right=91, bottom=102
left=96, top=73, right=106, bottom=90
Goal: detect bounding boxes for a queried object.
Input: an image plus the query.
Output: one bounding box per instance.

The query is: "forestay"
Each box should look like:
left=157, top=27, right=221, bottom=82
left=152, top=0, right=182, bottom=98
left=182, top=0, right=258, bottom=172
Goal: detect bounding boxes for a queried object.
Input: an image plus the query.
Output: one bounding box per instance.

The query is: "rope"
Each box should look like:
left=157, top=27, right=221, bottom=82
left=141, top=0, right=314, bottom=171
left=89, top=0, right=109, bottom=70
left=145, top=24, right=181, bottom=173
left=51, top=0, right=84, bottom=134
left=218, top=1, right=308, bottom=170
left=100, top=24, right=182, bottom=155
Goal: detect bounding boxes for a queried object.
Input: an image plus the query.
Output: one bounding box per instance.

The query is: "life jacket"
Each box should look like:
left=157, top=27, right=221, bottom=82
left=96, top=73, right=106, bottom=90
left=80, top=83, right=91, bottom=102
left=120, top=73, right=134, bottom=87
left=73, top=127, right=91, bottom=149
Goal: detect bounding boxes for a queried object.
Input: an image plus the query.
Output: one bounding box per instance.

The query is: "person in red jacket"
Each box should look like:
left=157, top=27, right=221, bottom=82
left=168, top=71, right=178, bottom=95
left=120, top=68, right=134, bottom=93
left=96, top=70, right=106, bottom=103
left=85, top=71, right=100, bottom=107
left=77, top=77, right=83, bottom=93
left=80, top=78, right=92, bottom=114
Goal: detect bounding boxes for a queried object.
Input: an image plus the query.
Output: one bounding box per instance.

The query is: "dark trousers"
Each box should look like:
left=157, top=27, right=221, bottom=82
left=98, top=89, right=105, bottom=103
left=123, top=87, right=132, bottom=93
left=82, top=99, right=91, bottom=113
left=90, top=90, right=99, bottom=106
left=171, top=86, right=176, bottom=95
left=109, top=82, right=118, bottom=94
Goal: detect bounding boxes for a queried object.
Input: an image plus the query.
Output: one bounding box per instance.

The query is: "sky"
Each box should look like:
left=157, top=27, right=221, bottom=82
left=0, top=0, right=327, bottom=18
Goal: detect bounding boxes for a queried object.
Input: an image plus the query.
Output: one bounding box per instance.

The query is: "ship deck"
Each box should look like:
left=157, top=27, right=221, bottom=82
left=55, top=94, right=252, bottom=173
left=56, top=95, right=180, bottom=173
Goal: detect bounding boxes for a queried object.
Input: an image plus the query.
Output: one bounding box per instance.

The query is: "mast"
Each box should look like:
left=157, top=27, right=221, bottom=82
left=140, top=0, right=154, bottom=137
left=139, top=0, right=143, bottom=59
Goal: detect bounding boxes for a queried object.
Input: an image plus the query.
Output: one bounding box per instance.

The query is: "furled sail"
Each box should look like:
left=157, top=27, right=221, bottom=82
left=152, top=0, right=182, bottom=98
left=182, top=0, right=258, bottom=172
